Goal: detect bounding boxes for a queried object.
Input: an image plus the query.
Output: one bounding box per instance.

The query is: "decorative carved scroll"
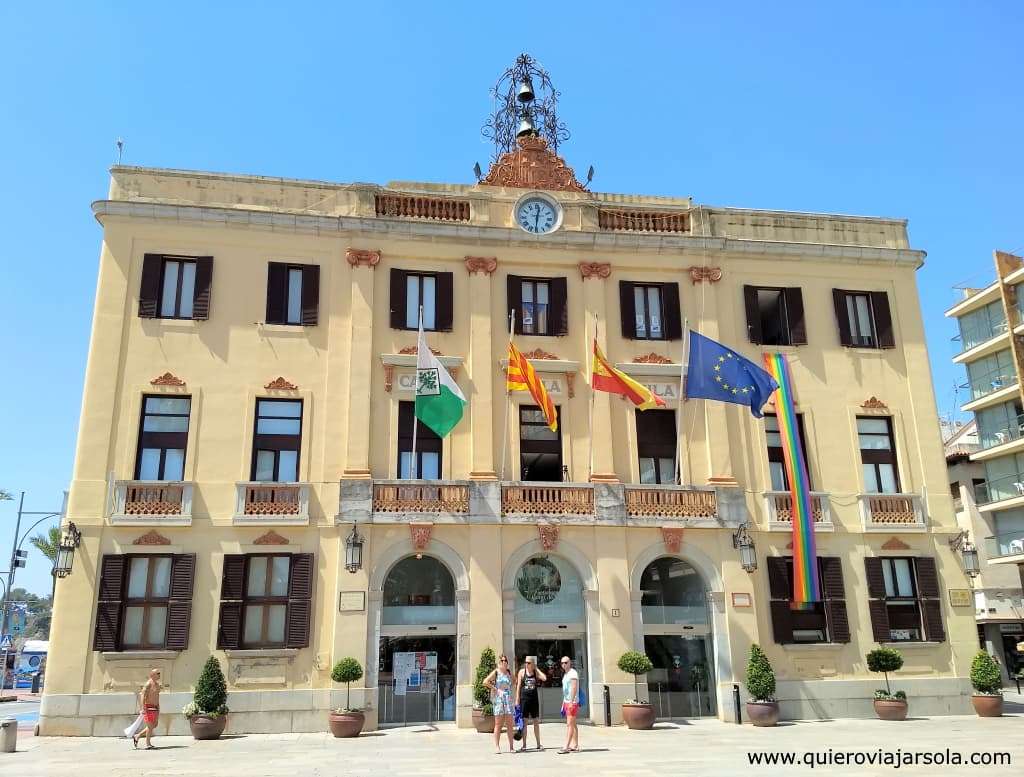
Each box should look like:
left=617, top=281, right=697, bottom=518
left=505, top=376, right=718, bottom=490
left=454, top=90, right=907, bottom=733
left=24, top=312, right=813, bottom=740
left=346, top=248, right=382, bottom=268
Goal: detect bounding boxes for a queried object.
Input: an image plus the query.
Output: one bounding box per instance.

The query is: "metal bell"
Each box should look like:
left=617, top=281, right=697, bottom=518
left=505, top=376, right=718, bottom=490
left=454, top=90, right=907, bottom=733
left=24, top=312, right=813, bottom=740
left=516, top=116, right=536, bottom=138
left=516, top=78, right=535, bottom=103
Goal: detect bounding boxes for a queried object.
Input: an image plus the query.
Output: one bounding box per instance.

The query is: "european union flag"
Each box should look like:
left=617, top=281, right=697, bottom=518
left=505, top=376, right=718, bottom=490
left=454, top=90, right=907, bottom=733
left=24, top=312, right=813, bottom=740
left=686, top=331, right=779, bottom=418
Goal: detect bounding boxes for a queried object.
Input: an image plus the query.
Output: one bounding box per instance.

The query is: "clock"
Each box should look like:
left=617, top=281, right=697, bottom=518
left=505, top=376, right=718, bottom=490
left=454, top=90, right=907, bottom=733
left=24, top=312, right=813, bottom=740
left=516, top=195, right=560, bottom=235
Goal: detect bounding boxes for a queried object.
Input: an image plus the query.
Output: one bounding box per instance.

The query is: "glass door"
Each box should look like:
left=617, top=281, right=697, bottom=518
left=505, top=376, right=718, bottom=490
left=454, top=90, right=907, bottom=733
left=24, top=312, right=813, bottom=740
left=513, top=636, right=587, bottom=721
left=377, top=636, right=456, bottom=726
left=644, top=631, right=716, bottom=718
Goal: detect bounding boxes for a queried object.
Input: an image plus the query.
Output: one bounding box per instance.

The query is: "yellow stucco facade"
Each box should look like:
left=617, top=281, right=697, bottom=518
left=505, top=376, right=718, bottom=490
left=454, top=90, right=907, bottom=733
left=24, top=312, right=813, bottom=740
left=41, top=150, right=978, bottom=736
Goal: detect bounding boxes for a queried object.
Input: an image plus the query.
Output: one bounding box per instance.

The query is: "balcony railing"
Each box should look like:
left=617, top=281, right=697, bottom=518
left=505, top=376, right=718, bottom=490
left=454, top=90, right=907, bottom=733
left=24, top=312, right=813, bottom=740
left=974, top=472, right=1024, bottom=506
left=374, top=193, right=470, bottom=222
left=373, top=481, right=469, bottom=514
left=624, top=485, right=717, bottom=518
left=501, top=484, right=594, bottom=516
left=962, top=363, right=1017, bottom=401
left=764, top=491, right=832, bottom=529
left=978, top=412, right=1024, bottom=450
left=986, top=530, right=1024, bottom=560
left=234, top=482, right=310, bottom=524
left=110, top=480, right=193, bottom=524
left=859, top=493, right=926, bottom=531
left=957, top=318, right=1008, bottom=352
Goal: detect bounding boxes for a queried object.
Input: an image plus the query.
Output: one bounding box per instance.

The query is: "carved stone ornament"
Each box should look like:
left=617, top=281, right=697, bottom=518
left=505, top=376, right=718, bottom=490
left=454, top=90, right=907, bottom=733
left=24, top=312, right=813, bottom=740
left=150, top=372, right=186, bottom=386
left=383, top=364, right=395, bottom=393
left=480, top=136, right=587, bottom=192
left=578, top=261, right=612, bottom=280
left=132, top=529, right=172, bottom=546
left=688, top=266, right=723, bottom=285
left=661, top=526, right=684, bottom=554
left=861, top=396, right=889, bottom=410
left=785, top=541, right=794, bottom=550
left=346, top=248, right=382, bottom=268
left=632, top=353, right=673, bottom=365
left=538, top=523, right=560, bottom=551
left=522, top=348, right=558, bottom=360
left=464, top=256, right=498, bottom=275
left=265, top=377, right=298, bottom=390
left=253, top=530, right=290, bottom=546
left=565, top=372, right=576, bottom=398
left=409, top=522, right=434, bottom=553
left=399, top=345, right=441, bottom=356
left=881, top=537, right=911, bottom=551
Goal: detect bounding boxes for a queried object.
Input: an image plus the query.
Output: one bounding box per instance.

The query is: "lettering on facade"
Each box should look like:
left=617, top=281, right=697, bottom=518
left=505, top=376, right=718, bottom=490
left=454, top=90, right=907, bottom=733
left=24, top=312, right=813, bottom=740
left=339, top=591, right=366, bottom=612
left=947, top=589, right=972, bottom=607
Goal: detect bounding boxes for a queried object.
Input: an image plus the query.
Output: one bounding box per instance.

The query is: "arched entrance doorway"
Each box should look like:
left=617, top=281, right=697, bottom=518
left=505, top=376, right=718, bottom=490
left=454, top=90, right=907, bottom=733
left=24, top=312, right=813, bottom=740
left=638, top=556, right=716, bottom=718
left=376, top=555, right=457, bottom=726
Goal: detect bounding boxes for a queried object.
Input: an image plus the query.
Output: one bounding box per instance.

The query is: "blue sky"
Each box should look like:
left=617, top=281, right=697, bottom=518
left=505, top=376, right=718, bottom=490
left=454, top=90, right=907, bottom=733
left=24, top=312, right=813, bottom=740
left=2, top=3, right=1022, bottom=595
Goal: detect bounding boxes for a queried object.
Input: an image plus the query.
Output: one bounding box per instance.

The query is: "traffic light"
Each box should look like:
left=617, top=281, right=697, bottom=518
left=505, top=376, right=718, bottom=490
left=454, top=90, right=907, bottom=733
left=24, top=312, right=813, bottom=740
left=13, top=550, right=27, bottom=569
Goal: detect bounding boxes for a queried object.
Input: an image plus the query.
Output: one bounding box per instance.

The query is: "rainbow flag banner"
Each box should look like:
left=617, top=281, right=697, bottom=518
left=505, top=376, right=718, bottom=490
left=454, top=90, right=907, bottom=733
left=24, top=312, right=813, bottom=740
left=762, top=352, right=821, bottom=608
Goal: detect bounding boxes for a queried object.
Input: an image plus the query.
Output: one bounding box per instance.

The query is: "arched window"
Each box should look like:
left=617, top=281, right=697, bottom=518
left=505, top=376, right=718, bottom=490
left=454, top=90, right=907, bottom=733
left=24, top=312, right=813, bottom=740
left=640, top=556, right=708, bottom=626
left=382, top=556, right=455, bottom=625
left=514, top=555, right=584, bottom=624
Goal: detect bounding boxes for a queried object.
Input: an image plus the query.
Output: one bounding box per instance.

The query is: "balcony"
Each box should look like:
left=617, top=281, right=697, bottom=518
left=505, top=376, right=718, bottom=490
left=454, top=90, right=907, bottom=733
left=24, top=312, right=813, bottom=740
left=976, top=412, right=1024, bottom=454
left=975, top=473, right=1024, bottom=509
left=763, top=491, right=833, bottom=531
left=985, top=530, right=1024, bottom=564
left=962, top=364, right=1017, bottom=403
left=955, top=318, right=1008, bottom=355
left=233, top=482, right=310, bottom=525
left=373, top=480, right=469, bottom=516
left=858, top=493, right=926, bottom=531
left=110, top=480, right=193, bottom=526
left=501, top=483, right=594, bottom=516
left=624, top=485, right=717, bottom=519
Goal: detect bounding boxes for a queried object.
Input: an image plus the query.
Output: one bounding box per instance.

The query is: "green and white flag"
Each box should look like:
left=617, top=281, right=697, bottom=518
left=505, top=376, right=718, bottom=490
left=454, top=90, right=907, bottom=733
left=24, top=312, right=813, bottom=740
left=414, top=316, right=466, bottom=438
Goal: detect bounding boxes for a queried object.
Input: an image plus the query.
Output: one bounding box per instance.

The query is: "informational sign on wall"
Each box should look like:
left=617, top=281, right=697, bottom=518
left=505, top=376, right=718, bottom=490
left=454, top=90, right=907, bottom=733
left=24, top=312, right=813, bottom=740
left=393, top=651, right=438, bottom=696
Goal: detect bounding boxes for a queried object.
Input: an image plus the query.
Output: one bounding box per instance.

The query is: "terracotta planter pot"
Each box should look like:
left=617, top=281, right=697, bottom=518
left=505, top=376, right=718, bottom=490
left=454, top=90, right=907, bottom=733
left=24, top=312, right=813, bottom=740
left=188, top=714, right=227, bottom=740
left=971, top=694, right=1003, bottom=717
left=328, top=710, right=365, bottom=738
left=746, top=701, right=779, bottom=727
left=621, top=703, right=656, bottom=730
left=873, top=699, right=908, bottom=721
left=472, top=708, right=495, bottom=733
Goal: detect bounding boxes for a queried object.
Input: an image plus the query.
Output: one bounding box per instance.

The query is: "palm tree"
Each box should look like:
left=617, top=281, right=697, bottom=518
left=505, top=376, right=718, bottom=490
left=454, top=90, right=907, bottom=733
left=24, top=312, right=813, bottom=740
left=30, top=527, right=62, bottom=599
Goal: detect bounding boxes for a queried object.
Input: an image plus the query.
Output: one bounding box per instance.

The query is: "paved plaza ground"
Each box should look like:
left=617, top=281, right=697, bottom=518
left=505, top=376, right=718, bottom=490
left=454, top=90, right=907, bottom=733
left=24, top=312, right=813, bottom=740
left=6, top=702, right=1024, bottom=777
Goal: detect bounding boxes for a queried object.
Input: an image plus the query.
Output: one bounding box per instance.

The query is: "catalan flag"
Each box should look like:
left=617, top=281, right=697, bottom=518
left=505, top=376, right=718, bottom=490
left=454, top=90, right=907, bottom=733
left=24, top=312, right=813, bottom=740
left=507, top=342, right=557, bottom=431
left=591, top=340, right=666, bottom=409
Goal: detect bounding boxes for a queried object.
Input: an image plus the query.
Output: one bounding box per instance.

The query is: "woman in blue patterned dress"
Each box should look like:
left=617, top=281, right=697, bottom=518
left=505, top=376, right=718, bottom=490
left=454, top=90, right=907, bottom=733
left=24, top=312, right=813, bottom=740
left=484, top=654, right=516, bottom=754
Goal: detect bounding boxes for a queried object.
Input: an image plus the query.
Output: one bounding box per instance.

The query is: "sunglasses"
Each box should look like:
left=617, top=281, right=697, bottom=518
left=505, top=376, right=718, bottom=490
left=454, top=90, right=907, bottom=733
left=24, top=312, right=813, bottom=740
left=560, top=660, right=570, bottom=665
left=500, top=658, right=509, bottom=663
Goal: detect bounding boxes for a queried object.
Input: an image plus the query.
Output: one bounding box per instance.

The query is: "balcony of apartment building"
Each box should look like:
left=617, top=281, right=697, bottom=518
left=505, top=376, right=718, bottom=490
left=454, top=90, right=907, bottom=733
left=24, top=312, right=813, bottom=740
left=232, top=482, right=311, bottom=525
left=952, top=302, right=1009, bottom=365
left=972, top=403, right=1024, bottom=462
left=974, top=472, right=1024, bottom=514
left=763, top=491, right=834, bottom=532
left=985, top=529, right=1024, bottom=566
left=857, top=492, right=927, bottom=532
left=960, top=355, right=1019, bottom=414
left=109, top=480, right=194, bottom=526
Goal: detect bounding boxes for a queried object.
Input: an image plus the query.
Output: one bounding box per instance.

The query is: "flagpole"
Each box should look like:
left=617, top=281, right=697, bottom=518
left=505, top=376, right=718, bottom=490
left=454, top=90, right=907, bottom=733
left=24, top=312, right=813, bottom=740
left=499, top=309, right=515, bottom=481
left=411, top=305, right=422, bottom=480
left=588, top=313, right=597, bottom=482
left=676, top=319, right=689, bottom=485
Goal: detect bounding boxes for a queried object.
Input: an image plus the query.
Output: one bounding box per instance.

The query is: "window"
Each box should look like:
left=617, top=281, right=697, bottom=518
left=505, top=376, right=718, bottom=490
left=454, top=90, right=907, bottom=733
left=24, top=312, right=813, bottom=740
left=216, top=553, right=313, bottom=650
left=767, top=556, right=849, bottom=644
left=161, top=259, right=196, bottom=318
left=965, top=349, right=1015, bottom=400
left=832, top=289, right=894, bottom=349
left=743, top=286, right=806, bottom=346
left=521, top=279, right=549, bottom=335
left=135, top=396, right=190, bottom=480
left=857, top=416, right=900, bottom=493
left=958, top=300, right=1007, bottom=351
left=765, top=413, right=810, bottom=491
left=976, top=400, right=1024, bottom=448
left=520, top=405, right=563, bottom=481
left=252, top=399, right=302, bottom=482
left=880, top=558, right=922, bottom=641
left=865, top=556, right=944, bottom=643
left=242, top=555, right=290, bottom=648
left=636, top=409, right=676, bottom=484
left=508, top=275, right=568, bottom=337
left=266, top=262, right=319, bottom=325
left=397, top=401, right=441, bottom=478
left=139, top=255, right=212, bottom=320
left=122, top=555, right=172, bottom=648
left=619, top=281, right=682, bottom=341
left=389, top=269, right=453, bottom=331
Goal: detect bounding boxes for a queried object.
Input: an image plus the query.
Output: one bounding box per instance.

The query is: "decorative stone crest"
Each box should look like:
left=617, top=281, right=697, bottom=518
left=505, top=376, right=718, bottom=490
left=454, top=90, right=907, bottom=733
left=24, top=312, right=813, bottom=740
left=383, top=364, right=395, bottom=393
left=132, top=529, right=171, bottom=546
left=253, top=530, right=290, bottom=546
left=632, top=353, right=673, bottom=365
left=565, top=372, right=576, bottom=399
left=346, top=248, right=382, bottom=268
left=578, top=261, right=611, bottom=280
left=881, top=537, right=911, bottom=551
left=861, top=396, right=888, bottom=410
left=399, top=345, right=441, bottom=356
left=265, top=377, right=298, bottom=390
left=150, top=372, right=186, bottom=386
left=661, top=526, right=684, bottom=554
left=522, top=348, right=558, bottom=360
left=409, top=523, right=434, bottom=554
left=688, top=266, right=723, bottom=285
left=464, top=256, right=498, bottom=275
left=480, top=136, right=587, bottom=192
left=538, top=523, right=560, bottom=551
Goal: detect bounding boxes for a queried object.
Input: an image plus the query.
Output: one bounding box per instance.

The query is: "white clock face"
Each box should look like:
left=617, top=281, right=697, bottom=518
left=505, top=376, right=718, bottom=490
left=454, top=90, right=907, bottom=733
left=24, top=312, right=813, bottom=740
left=516, top=197, right=559, bottom=234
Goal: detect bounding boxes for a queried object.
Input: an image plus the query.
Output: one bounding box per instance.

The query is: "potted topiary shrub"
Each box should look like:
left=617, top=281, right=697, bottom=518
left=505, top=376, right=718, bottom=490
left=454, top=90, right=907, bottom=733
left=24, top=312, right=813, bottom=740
left=744, top=644, right=779, bottom=726
left=617, top=650, right=656, bottom=729
left=328, top=657, right=365, bottom=737
left=969, top=651, right=1003, bottom=717
left=472, top=647, right=496, bottom=733
left=183, top=656, right=229, bottom=739
left=867, top=647, right=907, bottom=721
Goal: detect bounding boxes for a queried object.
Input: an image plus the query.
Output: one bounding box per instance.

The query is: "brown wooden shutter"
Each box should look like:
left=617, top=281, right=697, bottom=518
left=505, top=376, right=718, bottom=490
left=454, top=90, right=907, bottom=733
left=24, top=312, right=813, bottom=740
left=769, top=600, right=794, bottom=644
left=390, top=269, right=408, bottom=329
left=785, top=288, right=807, bottom=345
left=921, top=599, right=946, bottom=642
left=825, top=600, right=851, bottom=643
left=820, top=557, right=850, bottom=643
left=216, top=554, right=246, bottom=650
left=507, top=275, right=523, bottom=334
left=550, top=277, right=569, bottom=336
left=833, top=289, right=854, bottom=346
left=300, top=264, right=320, bottom=326
left=662, top=283, right=682, bottom=340
left=139, top=255, right=163, bottom=318
left=743, top=286, right=762, bottom=344
left=266, top=263, right=287, bottom=324
left=435, top=272, right=454, bottom=332
left=93, top=555, right=126, bottom=651
left=619, top=282, right=636, bottom=339
left=165, top=553, right=195, bottom=650
left=285, top=553, right=314, bottom=648
left=915, top=556, right=945, bottom=641
left=767, top=556, right=790, bottom=599
left=871, top=292, right=895, bottom=348
left=868, top=600, right=891, bottom=642
left=864, top=556, right=887, bottom=599
left=915, top=557, right=940, bottom=598
left=192, top=257, right=213, bottom=320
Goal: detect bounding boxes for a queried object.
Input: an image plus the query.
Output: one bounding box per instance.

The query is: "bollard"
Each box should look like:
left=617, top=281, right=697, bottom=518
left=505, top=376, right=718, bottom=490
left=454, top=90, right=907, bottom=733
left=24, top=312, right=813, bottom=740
left=31, top=673, right=41, bottom=694
left=1, top=717, right=16, bottom=753
left=603, top=685, right=611, bottom=727
left=732, top=684, right=742, bottom=724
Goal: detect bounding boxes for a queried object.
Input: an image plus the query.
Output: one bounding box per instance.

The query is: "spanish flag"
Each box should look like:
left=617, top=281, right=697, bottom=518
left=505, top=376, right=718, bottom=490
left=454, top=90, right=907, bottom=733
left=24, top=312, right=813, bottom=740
left=592, top=340, right=666, bottom=409
left=507, top=342, right=558, bottom=431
